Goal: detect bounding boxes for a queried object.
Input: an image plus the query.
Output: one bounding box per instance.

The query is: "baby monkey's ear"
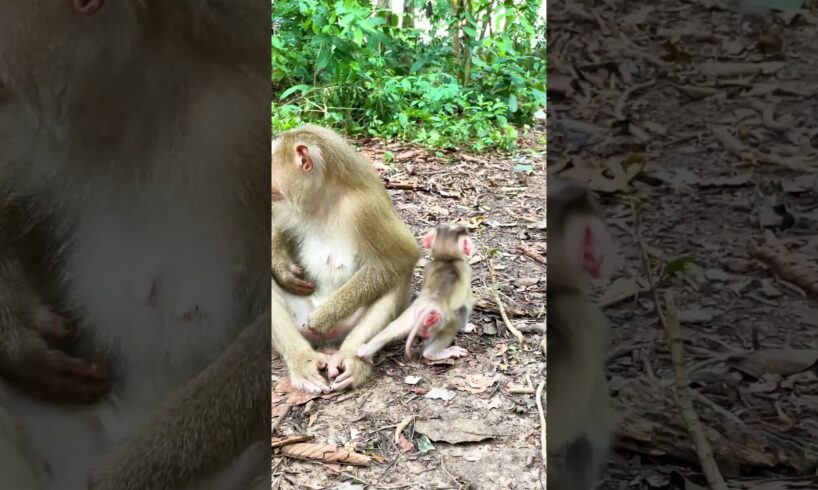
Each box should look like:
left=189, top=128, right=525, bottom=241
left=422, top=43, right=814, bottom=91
left=458, top=235, right=474, bottom=258
left=422, top=228, right=437, bottom=250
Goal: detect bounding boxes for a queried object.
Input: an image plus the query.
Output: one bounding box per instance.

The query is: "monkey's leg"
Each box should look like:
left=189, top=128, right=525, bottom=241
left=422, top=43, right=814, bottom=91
left=272, top=285, right=329, bottom=394
left=356, top=300, right=419, bottom=361
left=421, top=325, right=468, bottom=361
left=327, top=282, right=410, bottom=391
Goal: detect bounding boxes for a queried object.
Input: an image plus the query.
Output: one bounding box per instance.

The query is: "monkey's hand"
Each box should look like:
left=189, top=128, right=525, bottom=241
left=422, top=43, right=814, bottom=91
left=327, top=350, right=372, bottom=392
left=1, top=308, right=110, bottom=405
left=274, top=264, right=315, bottom=296
left=288, top=349, right=330, bottom=394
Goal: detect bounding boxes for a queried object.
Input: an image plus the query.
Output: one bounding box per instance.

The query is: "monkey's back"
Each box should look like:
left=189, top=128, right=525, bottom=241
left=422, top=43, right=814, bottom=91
left=546, top=288, right=612, bottom=449
left=421, top=258, right=469, bottom=305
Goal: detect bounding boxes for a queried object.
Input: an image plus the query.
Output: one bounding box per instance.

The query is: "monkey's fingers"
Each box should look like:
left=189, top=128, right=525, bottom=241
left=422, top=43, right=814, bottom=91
left=291, top=373, right=330, bottom=394
left=46, top=350, right=110, bottom=381
left=326, top=359, right=341, bottom=378
left=330, top=374, right=354, bottom=392
left=284, top=277, right=315, bottom=296
left=37, top=375, right=110, bottom=404
left=32, top=308, right=72, bottom=342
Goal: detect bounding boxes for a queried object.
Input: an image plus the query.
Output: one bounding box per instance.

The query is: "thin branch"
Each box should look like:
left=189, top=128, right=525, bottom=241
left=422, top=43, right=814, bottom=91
left=535, top=380, right=547, bottom=466
left=664, top=291, right=728, bottom=490
left=487, top=256, right=525, bottom=345
left=632, top=202, right=728, bottom=490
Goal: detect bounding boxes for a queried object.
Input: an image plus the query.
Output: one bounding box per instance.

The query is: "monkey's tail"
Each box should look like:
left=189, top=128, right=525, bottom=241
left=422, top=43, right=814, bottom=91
left=405, top=303, right=443, bottom=361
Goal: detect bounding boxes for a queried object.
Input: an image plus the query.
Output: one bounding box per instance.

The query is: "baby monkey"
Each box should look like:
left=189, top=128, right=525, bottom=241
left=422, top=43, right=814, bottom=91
left=357, top=223, right=474, bottom=362
left=547, top=177, right=617, bottom=490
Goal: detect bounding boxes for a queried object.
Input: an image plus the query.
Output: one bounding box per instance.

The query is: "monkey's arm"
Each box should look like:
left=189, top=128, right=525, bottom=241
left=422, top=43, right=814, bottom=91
left=0, top=253, right=110, bottom=404
left=89, top=312, right=271, bottom=490
left=327, top=283, right=411, bottom=391
left=271, top=227, right=314, bottom=296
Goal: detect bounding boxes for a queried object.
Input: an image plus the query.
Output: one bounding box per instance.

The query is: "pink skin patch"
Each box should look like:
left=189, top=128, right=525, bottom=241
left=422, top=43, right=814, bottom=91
left=458, top=236, right=474, bottom=258
left=420, top=309, right=441, bottom=337
left=422, top=230, right=436, bottom=249
left=582, top=227, right=605, bottom=279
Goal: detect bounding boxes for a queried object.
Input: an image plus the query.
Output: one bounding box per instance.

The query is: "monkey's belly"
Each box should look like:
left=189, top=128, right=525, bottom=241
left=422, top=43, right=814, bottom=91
left=283, top=291, right=367, bottom=345
left=10, top=202, right=251, bottom=489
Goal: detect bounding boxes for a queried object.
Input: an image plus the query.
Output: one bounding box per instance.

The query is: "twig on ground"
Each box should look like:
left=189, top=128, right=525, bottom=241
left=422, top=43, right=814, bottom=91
left=440, top=456, right=465, bottom=490
left=487, top=257, right=525, bottom=345
left=271, top=404, right=291, bottom=435
left=663, top=292, right=729, bottom=490
left=271, top=434, right=313, bottom=449
left=691, top=390, right=745, bottom=427
left=535, top=380, right=547, bottom=466
left=516, top=243, right=546, bottom=265
left=507, top=384, right=536, bottom=395
left=633, top=203, right=728, bottom=490
left=614, top=81, right=656, bottom=121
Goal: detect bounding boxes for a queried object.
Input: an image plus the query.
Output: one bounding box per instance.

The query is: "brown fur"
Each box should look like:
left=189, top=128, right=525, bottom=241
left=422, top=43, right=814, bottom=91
left=357, top=223, right=474, bottom=362
left=546, top=178, right=615, bottom=490
left=271, top=124, right=419, bottom=392
left=0, top=1, right=271, bottom=489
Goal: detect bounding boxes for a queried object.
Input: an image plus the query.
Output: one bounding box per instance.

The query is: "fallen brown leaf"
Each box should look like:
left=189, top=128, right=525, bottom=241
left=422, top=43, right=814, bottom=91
left=414, top=418, right=504, bottom=444
left=752, top=234, right=818, bottom=297
left=397, top=433, right=414, bottom=453
left=280, top=443, right=371, bottom=466
left=728, top=349, right=818, bottom=379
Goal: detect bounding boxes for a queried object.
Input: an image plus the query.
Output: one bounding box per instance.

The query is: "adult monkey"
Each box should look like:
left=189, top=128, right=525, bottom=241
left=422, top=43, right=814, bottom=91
left=271, top=125, right=420, bottom=393
left=0, top=1, right=270, bottom=489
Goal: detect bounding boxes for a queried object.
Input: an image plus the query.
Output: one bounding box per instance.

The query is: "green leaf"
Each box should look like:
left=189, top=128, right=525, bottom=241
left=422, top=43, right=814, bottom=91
left=416, top=434, right=435, bottom=453
left=661, top=256, right=695, bottom=279
left=508, top=94, right=518, bottom=113
left=353, top=28, right=364, bottom=46
left=279, top=84, right=311, bottom=100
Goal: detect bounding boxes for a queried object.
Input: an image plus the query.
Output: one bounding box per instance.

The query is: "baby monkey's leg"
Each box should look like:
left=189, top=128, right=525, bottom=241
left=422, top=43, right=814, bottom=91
left=421, top=323, right=468, bottom=361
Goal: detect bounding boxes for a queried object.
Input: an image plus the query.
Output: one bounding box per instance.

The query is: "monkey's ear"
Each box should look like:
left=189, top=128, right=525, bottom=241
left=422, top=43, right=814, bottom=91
left=458, top=235, right=475, bottom=258
left=73, top=0, right=105, bottom=15
left=422, top=229, right=437, bottom=249
left=294, top=144, right=315, bottom=173
left=564, top=215, right=615, bottom=281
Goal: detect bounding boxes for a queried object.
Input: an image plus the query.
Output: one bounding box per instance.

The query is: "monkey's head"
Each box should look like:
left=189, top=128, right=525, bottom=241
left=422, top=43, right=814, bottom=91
left=271, top=130, right=327, bottom=208
left=271, top=125, right=379, bottom=209
left=422, top=223, right=474, bottom=261
left=548, top=178, right=617, bottom=290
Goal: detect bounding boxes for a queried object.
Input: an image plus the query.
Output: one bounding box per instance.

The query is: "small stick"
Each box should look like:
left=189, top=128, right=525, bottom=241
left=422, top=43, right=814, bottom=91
left=271, top=434, right=313, bottom=449
left=535, top=380, right=547, bottom=465
left=633, top=202, right=727, bottom=490
left=487, top=257, right=525, bottom=345
left=516, top=243, right=546, bottom=265
left=664, top=292, right=729, bottom=490
left=614, top=81, right=656, bottom=121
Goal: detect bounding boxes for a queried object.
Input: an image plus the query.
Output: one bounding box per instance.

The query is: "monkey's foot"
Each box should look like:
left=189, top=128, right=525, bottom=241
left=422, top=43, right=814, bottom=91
left=424, top=346, right=469, bottom=361
left=460, top=322, right=478, bottom=333
left=327, top=351, right=372, bottom=392
left=288, top=350, right=330, bottom=394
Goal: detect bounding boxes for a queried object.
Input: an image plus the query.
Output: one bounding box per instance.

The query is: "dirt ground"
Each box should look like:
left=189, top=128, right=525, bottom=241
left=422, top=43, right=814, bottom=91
left=550, top=0, right=818, bottom=488
left=271, top=129, right=547, bottom=489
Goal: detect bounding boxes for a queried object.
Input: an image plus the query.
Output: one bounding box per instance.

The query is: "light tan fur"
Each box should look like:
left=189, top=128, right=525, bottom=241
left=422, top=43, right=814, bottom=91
left=357, top=223, right=474, bottom=362
left=271, top=125, right=419, bottom=392
left=546, top=178, right=616, bottom=490
left=0, top=1, right=270, bottom=489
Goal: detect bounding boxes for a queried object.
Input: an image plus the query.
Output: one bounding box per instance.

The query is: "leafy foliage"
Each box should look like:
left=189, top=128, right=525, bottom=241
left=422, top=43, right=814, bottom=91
left=272, top=0, right=545, bottom=151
